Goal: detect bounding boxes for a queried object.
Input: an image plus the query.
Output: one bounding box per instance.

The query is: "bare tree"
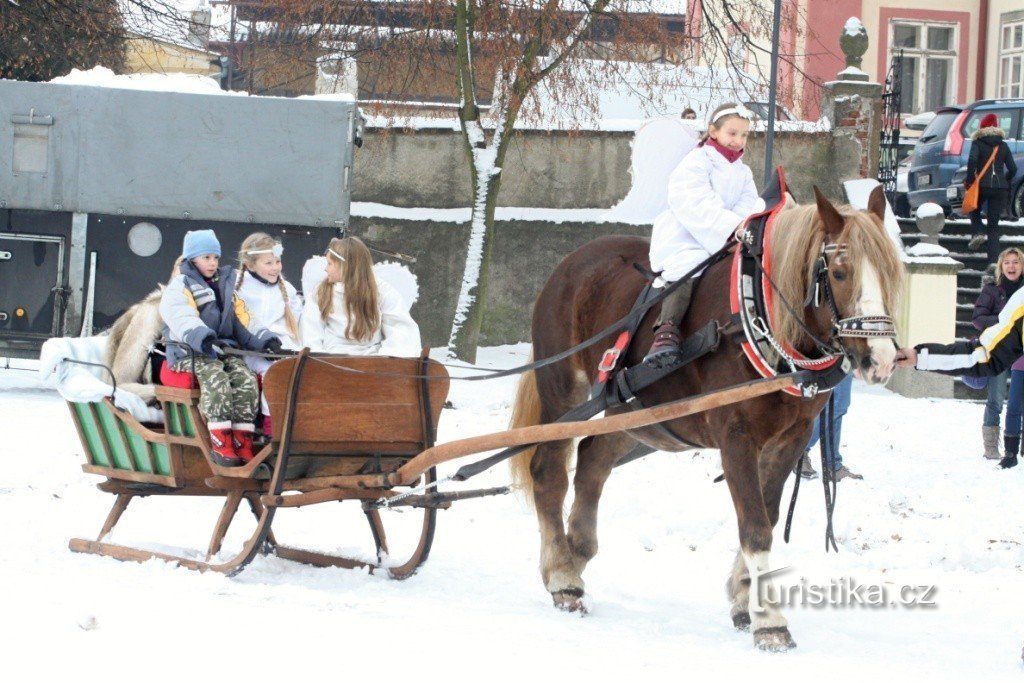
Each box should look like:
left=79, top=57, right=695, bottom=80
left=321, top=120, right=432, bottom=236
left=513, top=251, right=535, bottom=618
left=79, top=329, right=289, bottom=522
left=1, top=0, right=127, bottom=80
left=228, top=1, right=821, bottom=362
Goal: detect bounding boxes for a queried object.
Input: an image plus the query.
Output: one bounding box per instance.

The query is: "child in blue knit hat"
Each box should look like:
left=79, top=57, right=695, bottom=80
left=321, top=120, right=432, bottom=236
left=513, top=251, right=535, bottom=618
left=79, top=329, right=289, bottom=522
left=160, top=229, right=283, bottom=467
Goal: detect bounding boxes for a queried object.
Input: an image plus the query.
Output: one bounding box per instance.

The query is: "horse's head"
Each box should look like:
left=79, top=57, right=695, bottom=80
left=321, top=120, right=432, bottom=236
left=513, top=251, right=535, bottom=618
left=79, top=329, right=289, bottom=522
left=810, top=185, right=903, bottom=384
left=771, top=186, right=903, bottom=385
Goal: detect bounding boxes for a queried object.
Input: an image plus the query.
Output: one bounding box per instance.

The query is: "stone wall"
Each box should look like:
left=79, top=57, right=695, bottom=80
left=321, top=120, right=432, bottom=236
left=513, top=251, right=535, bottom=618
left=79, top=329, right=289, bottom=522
left=352, top=125, right=863, bottom=210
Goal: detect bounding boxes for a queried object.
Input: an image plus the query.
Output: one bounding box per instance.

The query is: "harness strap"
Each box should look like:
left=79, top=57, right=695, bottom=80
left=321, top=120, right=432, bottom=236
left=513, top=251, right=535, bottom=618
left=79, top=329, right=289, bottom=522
left=452, top=320, right=722, bottom=482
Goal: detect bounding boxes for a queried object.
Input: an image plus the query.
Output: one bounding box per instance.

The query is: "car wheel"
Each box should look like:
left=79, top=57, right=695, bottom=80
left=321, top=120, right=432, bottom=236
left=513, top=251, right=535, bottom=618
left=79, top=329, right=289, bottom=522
left=1013, top=183, right=1024, bottom=219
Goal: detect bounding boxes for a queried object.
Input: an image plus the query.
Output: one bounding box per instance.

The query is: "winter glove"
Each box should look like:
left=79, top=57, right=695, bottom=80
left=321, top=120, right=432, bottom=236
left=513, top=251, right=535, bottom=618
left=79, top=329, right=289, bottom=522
left=263, top=337, right=283, bottom=354
left=200, top=336, right=218, bottom=359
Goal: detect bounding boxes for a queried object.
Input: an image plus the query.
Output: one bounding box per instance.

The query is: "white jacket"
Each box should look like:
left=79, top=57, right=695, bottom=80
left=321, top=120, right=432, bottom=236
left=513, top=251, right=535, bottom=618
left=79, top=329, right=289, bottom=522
left=236, top=274, right=303, bottom=350
left=300, top=278, right=421, bottom=356
left=649, top=144, right=765, bottom=282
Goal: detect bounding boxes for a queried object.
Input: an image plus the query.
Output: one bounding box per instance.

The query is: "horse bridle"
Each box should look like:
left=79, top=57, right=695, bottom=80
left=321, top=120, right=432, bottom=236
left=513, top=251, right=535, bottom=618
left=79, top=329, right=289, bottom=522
left=806, top=242, right=898, bottom=346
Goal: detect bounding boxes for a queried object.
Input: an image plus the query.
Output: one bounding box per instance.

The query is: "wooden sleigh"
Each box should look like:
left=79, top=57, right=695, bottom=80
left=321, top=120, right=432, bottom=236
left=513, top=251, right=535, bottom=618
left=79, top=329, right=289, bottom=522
left=67, top=349, right=803, bottom=578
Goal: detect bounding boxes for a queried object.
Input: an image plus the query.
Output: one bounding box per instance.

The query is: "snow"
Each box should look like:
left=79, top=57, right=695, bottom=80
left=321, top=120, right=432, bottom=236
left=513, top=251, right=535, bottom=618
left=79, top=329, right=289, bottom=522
left=844, top=16, right=866, bottom=36
left=352, top=203, right=625, bottom=224
left=917, top=203, right=946, bottom=220
left=50, top=66, right=228, bottom=94
left=3, top=344, right=1024, bottom=677
left=906, top=242, right=952, bottom=258
left=838, top=66, right=869, bottom=78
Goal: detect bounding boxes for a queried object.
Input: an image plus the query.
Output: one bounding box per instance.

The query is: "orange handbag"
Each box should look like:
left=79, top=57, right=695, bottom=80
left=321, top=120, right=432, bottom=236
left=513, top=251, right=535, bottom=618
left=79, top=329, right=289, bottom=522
left=962, top=147, right=999, bottom=213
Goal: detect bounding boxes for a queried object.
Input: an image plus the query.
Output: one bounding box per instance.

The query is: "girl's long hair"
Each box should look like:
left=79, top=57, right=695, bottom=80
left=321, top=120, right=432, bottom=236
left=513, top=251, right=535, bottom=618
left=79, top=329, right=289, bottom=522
left=236, top=232, right=300, bottom=343
left=317, top=236, right=380, bottom=342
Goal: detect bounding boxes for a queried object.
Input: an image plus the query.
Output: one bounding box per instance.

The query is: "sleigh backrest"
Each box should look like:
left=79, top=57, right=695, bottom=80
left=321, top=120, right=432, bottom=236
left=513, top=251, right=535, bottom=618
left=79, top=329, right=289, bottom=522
left=262, top=354, right=449, bottom=456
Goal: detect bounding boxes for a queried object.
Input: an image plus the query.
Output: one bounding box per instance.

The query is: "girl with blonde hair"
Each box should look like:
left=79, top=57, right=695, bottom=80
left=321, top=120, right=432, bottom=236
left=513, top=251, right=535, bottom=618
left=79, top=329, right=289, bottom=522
left=235, top=232, right=303, bottom=436
left=301, top=236, right=421, bottom=356
left=235, top=232, right=303, bottom=361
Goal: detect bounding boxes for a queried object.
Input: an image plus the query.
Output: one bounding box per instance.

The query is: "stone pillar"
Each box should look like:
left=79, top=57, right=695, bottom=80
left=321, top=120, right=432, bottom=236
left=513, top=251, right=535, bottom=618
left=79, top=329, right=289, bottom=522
left=886, top=256, right=965, bottom=399
left=821, top=17, right=883, bottom=179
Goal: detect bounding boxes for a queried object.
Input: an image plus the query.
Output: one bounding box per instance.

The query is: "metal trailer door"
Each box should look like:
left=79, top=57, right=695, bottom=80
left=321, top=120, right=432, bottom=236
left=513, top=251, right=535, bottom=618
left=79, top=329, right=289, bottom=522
left=0, top=233, right=65, bottom=340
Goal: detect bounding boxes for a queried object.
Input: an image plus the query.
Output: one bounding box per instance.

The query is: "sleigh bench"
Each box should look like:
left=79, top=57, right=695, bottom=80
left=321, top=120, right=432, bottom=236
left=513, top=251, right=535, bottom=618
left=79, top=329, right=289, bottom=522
left=67, top=351, right=451, bottom=577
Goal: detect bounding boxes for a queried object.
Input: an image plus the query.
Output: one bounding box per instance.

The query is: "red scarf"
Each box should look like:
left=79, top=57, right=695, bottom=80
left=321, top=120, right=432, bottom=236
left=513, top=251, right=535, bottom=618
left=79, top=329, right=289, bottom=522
left=705, top=137, right=745, bottom=163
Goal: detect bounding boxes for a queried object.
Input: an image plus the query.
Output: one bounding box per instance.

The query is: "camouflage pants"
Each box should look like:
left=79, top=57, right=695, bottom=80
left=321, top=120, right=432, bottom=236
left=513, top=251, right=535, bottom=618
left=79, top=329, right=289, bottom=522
left=170, top=355, right=258, bottom=425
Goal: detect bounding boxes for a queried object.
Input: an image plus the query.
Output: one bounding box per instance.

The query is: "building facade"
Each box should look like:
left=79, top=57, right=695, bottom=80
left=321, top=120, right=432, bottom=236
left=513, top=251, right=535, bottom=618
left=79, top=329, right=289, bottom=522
left=793, top=0, right=1023, bottom=118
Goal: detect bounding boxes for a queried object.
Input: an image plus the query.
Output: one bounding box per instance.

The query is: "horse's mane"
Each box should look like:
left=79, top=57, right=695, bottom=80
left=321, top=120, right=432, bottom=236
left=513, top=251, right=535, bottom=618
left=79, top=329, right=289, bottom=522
left=769, top=202, right=904, bottom=352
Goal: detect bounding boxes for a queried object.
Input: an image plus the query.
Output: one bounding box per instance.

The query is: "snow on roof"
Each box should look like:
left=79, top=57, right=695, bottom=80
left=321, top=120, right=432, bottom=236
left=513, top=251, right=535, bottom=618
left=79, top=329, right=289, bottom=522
left=50, top=66, right=230, bottom=94
left=47, top=65, right=359, bottom=101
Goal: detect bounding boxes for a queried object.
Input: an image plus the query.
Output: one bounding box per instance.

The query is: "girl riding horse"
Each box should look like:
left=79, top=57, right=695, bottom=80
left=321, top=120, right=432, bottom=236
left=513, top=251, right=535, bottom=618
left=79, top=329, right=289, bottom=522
left=509, top=185, right=903, bottom=651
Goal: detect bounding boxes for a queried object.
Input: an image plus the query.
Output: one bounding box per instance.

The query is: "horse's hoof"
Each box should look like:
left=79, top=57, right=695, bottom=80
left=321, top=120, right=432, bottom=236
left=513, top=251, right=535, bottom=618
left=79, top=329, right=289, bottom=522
left=731, top=610, right=752, bottom=631
left=552, top=589, right=588, bottom=614
left=753, top=626, right=796, bottom=652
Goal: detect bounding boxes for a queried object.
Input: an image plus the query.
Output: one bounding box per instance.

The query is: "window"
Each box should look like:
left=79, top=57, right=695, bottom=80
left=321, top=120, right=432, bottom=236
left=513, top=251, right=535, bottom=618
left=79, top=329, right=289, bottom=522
left=963, top=110, right=1016, bottom=138
left=890, top=20, right=957, bottom=114
left=998, top=21, right=1024, bottom=99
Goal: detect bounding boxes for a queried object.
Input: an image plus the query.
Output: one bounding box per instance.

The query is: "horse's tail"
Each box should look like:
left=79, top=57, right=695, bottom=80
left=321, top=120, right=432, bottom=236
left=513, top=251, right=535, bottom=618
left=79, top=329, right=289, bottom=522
left=508, top=363, right=544, bottom=506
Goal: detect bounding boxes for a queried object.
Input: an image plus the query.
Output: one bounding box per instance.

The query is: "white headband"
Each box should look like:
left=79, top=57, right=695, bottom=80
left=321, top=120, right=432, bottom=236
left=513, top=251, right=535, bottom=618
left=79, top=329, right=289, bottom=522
left=247, top=243, right=283, bottom=258
left=711, top=106, right=752, bottom=125
left=328, top=248, right=346, bottom=262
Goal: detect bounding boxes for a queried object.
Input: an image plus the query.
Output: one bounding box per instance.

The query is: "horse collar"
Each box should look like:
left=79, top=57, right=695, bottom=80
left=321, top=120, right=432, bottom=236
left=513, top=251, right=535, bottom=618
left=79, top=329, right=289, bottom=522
left=729, top=192, right=847, bottom=398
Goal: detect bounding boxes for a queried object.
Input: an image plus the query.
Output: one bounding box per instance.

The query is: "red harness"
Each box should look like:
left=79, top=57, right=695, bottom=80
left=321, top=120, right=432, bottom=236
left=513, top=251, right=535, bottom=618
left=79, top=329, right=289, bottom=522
left=729, top=186, right=842, bottom=398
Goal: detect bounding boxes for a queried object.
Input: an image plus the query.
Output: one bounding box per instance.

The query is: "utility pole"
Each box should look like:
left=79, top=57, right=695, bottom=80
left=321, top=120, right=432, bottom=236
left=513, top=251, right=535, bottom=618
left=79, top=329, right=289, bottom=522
left=763, top=0, right=782, bottom=187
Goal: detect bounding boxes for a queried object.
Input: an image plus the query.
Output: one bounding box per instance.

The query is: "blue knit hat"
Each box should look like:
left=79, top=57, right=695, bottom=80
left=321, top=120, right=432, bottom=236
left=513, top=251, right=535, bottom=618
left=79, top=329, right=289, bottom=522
left=182, top=229, right=221, bottom=261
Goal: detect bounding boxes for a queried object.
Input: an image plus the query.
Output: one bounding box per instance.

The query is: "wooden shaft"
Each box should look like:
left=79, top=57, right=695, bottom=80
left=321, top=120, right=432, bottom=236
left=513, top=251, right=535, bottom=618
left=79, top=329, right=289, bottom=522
left=390, top=375, right=797, bottom=485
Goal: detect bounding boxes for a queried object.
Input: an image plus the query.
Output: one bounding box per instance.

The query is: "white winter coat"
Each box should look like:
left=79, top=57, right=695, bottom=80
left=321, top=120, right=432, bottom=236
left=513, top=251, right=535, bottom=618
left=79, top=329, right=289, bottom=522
left=300, top=278, right=421, bottom=356
left=235, top=274, right=303, bottom=351
left=649, top=144, right=765, bottom=282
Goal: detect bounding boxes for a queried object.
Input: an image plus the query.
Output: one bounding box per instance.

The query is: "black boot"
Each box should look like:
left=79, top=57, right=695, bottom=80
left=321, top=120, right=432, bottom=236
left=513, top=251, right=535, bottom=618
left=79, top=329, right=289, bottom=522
left=644, top=280, right=694, bottom=365
left=1000, top=434, right=1019, bottom=469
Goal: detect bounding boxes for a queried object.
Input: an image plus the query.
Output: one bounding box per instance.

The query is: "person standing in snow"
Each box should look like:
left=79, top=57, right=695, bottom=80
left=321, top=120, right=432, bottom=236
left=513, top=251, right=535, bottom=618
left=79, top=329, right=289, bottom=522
left=646, top=102, right=765, bottom=362
left=896, top=280, right=1024, bottom=469
left=970, top=247, right=1024, bottom=461
left=301, top=236, right=421, bottom=356
left=966, top=113, right=1018, bottom=265
left=160, top=230, right=281, bottom=467
left=234, top=232, right=304, bottom=437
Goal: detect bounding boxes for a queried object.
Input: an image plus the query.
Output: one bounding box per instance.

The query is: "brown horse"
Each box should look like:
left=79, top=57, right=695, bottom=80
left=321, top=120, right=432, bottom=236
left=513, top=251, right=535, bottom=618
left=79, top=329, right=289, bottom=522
left=509, top=186, right=904, bottom=650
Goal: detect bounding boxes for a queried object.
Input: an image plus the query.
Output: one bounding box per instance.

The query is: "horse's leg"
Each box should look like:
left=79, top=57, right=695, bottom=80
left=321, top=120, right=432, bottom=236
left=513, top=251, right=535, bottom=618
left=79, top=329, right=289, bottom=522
left=726, top=550, right=752, bottom=630
left=531, top=436, right=584, bottom=610
left=726, top=420, right=811, bottom=633
left=558, top=431, right=637, bottom=608
left=719, top=418, right=797, bottom=651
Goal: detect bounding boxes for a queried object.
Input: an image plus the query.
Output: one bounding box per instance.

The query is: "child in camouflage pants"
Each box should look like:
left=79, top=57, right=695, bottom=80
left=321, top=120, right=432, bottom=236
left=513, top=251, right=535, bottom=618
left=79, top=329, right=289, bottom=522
left=160, top=230, right=281, bottom=467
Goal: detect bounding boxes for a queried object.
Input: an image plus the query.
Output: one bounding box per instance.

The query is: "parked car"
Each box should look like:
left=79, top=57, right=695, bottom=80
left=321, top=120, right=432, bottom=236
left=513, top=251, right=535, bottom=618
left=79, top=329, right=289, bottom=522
left=894, top=152, right=913, bottom=218
left=742, top=101, right=795, bottom=122
left=946, top=146, right=1024, bottom=218
left=908, top=99, right=1024, bottom=216
left=904, top=111, right=936, bottom=131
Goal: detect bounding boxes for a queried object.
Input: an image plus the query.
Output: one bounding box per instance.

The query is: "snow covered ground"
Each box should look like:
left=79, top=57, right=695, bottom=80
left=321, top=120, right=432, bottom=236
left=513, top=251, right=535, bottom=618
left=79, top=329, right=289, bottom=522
left=1, top=345, right=1023, bottom=679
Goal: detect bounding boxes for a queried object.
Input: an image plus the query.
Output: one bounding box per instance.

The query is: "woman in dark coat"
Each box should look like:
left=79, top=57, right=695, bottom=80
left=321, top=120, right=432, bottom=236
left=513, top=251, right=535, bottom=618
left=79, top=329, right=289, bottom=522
left=967, top=112, right=1018, bottom=264
left=972, top=247, right=1024, bottom=460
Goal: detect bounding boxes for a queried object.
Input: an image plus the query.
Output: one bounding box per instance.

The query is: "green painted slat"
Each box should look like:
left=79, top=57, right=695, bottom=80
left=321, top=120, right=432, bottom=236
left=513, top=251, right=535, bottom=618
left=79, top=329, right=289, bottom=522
left=151, top=442, right=171, bottom=475
left=73, top=403, right=109, bottom=467
left=122, top=424, right=156, bottom=473
left=94, top=405, right=133, bottom=471
left=180, top=405, right=196, bottom=437
left=166, top=402, right=182, bottom=436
